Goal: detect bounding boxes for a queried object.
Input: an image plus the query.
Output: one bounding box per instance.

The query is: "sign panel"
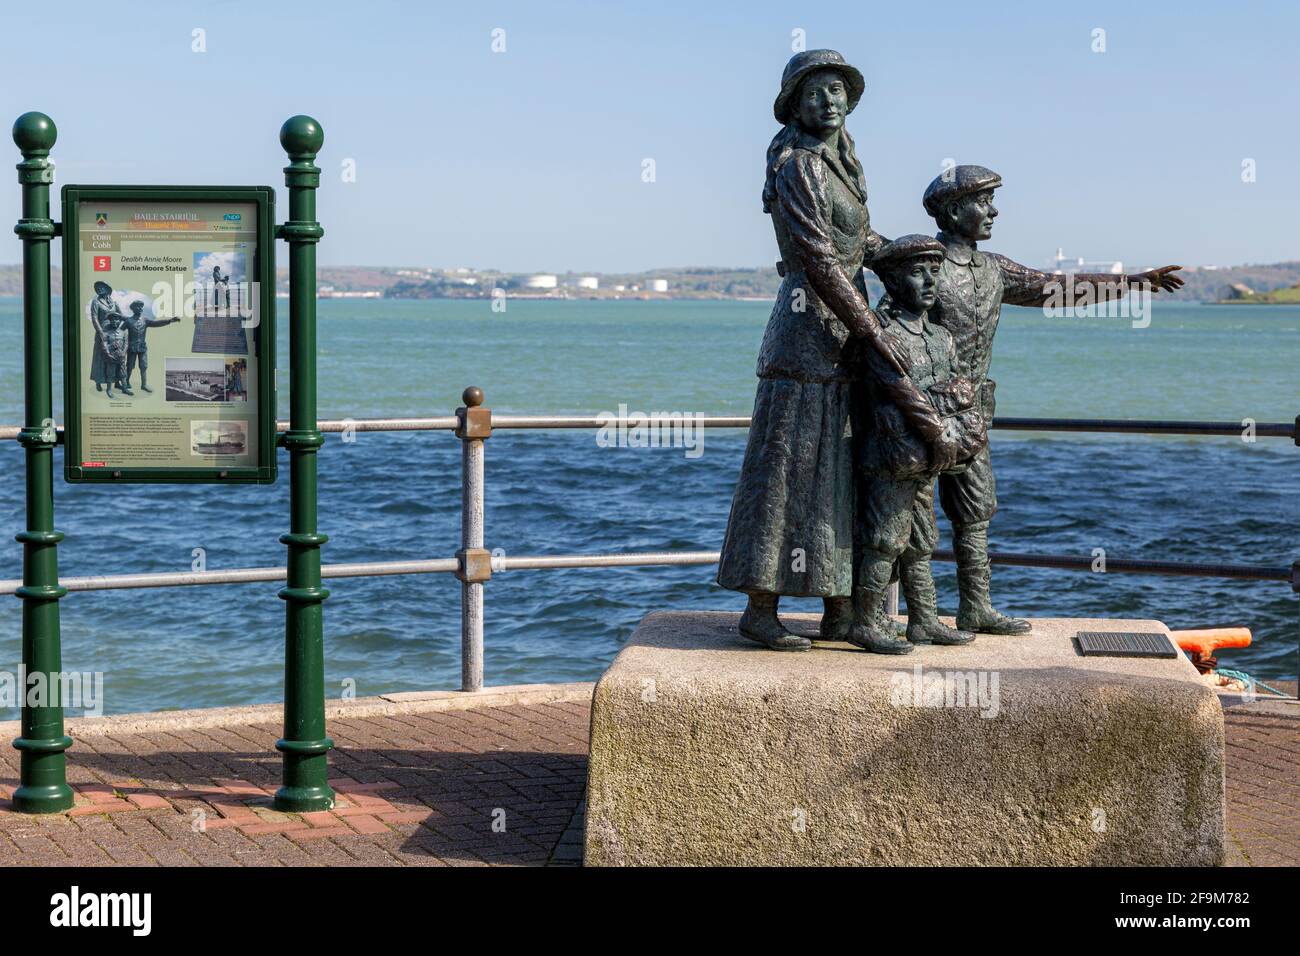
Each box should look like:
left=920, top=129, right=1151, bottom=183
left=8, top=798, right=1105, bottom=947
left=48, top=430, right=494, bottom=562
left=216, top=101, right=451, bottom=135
left=61, top=186, right=276, bottom=482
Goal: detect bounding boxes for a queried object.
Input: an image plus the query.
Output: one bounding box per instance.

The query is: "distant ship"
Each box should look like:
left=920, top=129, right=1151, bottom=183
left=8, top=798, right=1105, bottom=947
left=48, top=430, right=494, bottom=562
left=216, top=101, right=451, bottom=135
left=193, top=427, right=245, bottom=455
left=1049, top=247, right=1124, bottom=275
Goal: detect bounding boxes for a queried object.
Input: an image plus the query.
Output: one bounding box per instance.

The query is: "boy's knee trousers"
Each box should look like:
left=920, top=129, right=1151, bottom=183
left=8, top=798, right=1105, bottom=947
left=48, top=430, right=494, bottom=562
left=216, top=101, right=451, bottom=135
left=938, top=448, right=997, bottom=525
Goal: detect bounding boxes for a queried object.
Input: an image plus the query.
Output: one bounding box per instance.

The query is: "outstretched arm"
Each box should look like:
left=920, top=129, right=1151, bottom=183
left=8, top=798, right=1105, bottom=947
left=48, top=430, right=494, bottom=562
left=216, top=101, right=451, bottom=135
left=996, top=254, right=1184, bottom=308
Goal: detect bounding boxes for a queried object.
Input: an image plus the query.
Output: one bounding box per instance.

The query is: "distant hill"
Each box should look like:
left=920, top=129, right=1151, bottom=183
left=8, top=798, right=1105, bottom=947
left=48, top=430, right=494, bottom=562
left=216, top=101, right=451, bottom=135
left=0, top=264, right=62, bottom=297
left=4, top=260, right=1300, bottom=303
left=1214, top=281, right=1300, bottom=304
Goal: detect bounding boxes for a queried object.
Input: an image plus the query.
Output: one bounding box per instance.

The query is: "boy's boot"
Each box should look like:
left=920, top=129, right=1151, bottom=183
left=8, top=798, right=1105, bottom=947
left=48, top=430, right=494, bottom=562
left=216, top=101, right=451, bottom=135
left=953, top=521, right=1032, bottom=635
left=848, top=559, right=913, bottom=655
left=901, top=557, right=975, bottom=646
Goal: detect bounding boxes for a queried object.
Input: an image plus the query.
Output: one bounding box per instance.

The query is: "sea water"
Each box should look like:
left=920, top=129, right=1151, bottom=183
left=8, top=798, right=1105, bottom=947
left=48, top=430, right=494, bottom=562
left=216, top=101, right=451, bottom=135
left=0, top=296, right=1295, bottom=716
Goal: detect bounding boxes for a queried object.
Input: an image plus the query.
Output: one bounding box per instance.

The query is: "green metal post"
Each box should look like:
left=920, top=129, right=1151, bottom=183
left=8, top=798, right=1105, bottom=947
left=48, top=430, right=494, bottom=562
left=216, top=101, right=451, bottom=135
left=11, top=112, right=73, bottom=813
left=274, top=115, right=334, bottom=812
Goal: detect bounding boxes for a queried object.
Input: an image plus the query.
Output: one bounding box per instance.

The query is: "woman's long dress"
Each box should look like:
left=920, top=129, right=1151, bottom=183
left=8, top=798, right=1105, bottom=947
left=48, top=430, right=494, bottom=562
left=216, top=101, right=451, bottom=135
left=89, top=332, right=112, bottom=386
left=716, top=133, right=884, bottom=598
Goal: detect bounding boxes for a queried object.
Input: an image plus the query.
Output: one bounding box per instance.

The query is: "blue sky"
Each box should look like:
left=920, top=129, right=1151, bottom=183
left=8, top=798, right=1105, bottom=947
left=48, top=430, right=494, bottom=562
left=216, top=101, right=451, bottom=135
left=1, top=0, right=1296, bottom=272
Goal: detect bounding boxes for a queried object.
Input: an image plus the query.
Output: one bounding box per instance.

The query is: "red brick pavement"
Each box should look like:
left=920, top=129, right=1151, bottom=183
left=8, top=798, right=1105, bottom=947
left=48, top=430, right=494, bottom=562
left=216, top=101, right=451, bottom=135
left=0, top=694, right=1293, bottom=866
left=1222, top=701, right=1300, bottom=867
left=0, top=699, right=592, bottom=867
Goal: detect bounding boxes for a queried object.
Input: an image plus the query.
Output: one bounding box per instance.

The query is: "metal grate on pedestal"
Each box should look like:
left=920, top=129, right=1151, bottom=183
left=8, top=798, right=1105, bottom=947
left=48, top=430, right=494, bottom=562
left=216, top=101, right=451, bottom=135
left=1076, top=631, right=1179, bottom=659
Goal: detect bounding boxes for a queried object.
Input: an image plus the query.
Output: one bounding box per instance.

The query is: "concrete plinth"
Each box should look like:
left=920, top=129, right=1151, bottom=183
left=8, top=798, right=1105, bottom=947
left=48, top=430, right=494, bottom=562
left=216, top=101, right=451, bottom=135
left=584, top=612, right=1225, bottom=866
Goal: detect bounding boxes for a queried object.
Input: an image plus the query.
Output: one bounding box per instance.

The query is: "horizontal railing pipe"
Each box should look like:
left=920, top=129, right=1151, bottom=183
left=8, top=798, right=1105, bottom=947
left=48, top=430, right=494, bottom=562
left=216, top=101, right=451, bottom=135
left=992, top=417, right=1297, bottom=439
left=498, top=551, right=720, bottom=570
left=931, top=549, right=1292, bottom=583
left=281, top=417, right=459, bottom=434
left=0, top=558, right=459, bottom=595
left=5, top=415, right=1297, bottom=440
left=490, top=415, right=753, bottom=429
left=1, top=549, right=1290, bottom=596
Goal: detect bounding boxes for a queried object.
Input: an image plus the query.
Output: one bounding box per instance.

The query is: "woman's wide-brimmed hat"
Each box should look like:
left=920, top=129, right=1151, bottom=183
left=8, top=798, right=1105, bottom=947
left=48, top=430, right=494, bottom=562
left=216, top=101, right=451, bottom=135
left=773, top=49, right=865, bottom=124
left=93, top=281, right=112, bottom=295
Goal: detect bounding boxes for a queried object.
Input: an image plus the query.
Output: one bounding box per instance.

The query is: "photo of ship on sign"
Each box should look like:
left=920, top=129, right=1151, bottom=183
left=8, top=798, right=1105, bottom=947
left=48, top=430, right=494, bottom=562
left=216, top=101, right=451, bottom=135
left=189, top=419, right=248, bottom=456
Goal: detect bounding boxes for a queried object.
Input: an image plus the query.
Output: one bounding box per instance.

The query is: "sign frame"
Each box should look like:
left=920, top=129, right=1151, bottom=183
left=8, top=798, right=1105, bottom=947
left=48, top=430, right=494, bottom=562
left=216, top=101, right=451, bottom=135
left=61, top=184, right=277, bottom=483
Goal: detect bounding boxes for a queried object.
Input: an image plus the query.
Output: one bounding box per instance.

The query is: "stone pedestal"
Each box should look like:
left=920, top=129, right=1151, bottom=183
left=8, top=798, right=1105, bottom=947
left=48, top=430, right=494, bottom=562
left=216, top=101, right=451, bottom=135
left=584, top=612, right=1224, bottom=866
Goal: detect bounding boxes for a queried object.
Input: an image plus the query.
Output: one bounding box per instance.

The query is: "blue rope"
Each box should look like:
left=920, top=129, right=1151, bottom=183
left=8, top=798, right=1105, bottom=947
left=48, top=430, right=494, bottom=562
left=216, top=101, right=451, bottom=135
left=1214, top=667, right=1291, bottom=698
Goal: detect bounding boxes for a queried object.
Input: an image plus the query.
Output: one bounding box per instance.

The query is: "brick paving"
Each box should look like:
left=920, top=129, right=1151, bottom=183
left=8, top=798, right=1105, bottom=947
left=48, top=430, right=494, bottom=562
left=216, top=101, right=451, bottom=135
left=0, top=697, right=591, bottom=867
left=0, top=691, right=1293, bottom=866
left=1222, top=697, right=1300, bottom=867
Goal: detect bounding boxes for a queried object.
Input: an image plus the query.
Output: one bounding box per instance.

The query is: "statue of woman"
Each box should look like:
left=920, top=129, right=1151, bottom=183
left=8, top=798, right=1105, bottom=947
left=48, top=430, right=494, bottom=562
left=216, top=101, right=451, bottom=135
left=716, top=50, right=961, bottom=651
left=88, top=280, right=126, bottom=395
left=212, top=265, right=231, bottom=311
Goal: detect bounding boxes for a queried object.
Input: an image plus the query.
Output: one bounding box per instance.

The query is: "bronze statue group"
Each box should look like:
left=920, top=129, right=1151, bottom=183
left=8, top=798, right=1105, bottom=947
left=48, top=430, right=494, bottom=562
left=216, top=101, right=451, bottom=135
left=717, top=50, right=1183, bottom=654
left=89, top=281, right=181, bottom=399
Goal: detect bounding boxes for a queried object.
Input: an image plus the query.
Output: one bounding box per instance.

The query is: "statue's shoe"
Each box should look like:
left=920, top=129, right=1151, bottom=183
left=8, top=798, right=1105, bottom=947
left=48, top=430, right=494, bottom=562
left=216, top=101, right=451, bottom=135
left=956, top=607, right=1032, bottom=635
left=140, top=384, right=153, bottom=393
left=847, top=623, right=914, bottom=655
left=740, top=627, right=812, bottom=651
left=739, top=618, right=811, bottom=651
left=907, top=620, right=976, bottom=646
left=876, top=607, right=907, bottom=640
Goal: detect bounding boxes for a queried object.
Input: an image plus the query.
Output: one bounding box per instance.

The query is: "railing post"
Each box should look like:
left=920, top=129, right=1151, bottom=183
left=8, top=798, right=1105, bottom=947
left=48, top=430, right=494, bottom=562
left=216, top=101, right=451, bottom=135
left=455, top=386, right=492, bottom=692
left=273, top=115, right=334, bottom=812
left=10, top=112, right=72, bottom=814
left=886, top=581, right=900, bottom=618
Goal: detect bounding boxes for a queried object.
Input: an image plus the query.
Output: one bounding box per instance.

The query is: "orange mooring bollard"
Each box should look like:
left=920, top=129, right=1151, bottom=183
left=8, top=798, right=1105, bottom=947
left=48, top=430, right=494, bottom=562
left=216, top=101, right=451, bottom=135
left=1169, top=627, right=1253, bottom=673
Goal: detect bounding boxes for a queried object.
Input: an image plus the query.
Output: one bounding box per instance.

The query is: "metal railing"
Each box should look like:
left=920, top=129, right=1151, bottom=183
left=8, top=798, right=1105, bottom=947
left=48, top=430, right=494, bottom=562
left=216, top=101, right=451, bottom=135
left=3, top=395, right=1298, bottom=693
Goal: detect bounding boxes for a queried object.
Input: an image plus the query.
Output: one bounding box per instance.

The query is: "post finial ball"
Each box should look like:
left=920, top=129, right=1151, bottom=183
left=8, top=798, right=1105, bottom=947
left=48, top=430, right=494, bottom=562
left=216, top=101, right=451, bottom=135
left=463, top=386, right=484, bottom=408
left=279, top=115, right=324, bottom=157
left=12, top=112, right=57, bottom=154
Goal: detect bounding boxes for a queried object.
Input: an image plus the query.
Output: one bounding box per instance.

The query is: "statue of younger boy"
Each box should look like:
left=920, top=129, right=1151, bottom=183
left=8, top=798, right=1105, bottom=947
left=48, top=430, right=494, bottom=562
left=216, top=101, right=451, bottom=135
left=850, top=235, right=987, bottom=653
left=100, top=314, right=131, bottom=400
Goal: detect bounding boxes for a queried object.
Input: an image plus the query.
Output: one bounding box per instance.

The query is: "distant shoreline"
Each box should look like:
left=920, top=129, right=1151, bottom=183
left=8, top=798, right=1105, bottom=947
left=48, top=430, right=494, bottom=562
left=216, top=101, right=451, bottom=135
left=13, top=293, right=1297, bottom=310
left=4, top=258, right=1300, bottom=304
